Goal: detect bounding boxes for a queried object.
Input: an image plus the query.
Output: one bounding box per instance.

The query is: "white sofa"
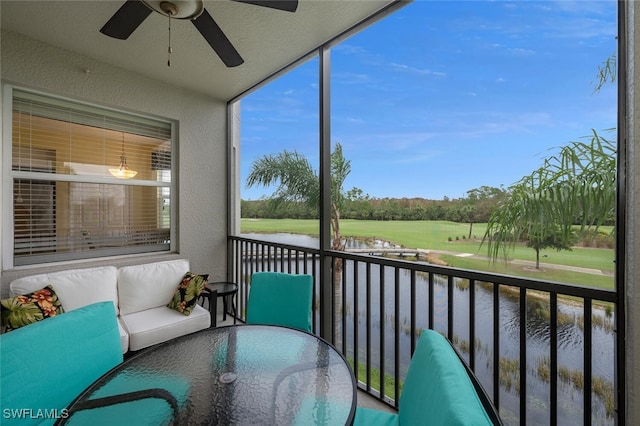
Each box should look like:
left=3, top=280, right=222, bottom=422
left=8, top=259, right=211, bottom=353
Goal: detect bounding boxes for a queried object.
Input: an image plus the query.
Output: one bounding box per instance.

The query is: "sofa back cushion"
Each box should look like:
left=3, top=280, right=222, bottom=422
left=10, top=266, right=119, bottom=314
left=0, top=301, right=123, bottom=425
left=118, top=259, right=190, bottom=315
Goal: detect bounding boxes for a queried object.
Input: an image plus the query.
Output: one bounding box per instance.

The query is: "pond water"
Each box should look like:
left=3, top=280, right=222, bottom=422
left=241, top=233, right=616, bottom=425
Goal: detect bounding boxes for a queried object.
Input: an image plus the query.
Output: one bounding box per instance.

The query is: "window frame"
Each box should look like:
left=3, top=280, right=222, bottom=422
left=2, top=85, right=177, bottom=268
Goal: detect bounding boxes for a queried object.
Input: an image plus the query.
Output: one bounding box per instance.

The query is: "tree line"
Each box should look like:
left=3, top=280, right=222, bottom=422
left=241, top=185, right=509, bottom=225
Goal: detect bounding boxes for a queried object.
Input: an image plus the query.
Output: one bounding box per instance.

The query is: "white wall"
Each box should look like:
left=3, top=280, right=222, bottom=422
left=0, top=30, right=228, bottom=296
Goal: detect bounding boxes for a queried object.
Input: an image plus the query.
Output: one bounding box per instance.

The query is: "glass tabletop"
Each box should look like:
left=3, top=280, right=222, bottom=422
left=59, top=325, right=356, bottom=425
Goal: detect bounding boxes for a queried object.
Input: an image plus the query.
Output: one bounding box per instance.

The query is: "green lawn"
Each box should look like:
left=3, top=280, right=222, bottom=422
left=443, top=255, right=613, bottom=290
left=240, top=218, right=615, bottom=288
left=241, top=218, right=482, bottom=248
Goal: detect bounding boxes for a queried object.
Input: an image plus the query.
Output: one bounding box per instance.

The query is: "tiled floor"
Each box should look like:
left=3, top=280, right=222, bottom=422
left=210, top=301, right=397, bottom=415
left=355, top=389, right=397, bottom=413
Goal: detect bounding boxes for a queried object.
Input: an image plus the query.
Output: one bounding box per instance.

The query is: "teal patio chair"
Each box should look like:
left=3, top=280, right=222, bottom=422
left=354, top=329, right=501, bottom=425
left=246, top=272, right=313, bottom=333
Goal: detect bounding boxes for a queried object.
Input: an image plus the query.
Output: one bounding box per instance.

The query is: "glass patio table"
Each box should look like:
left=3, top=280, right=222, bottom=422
left=58, top=324, right=356, bottom=425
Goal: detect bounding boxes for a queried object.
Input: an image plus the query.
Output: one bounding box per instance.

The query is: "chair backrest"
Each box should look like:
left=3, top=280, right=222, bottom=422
left=398, top=329, right=496, bottom=425
left=0, top=302, right=122, bottom=425
left=246, top=272, right=313, bottom=332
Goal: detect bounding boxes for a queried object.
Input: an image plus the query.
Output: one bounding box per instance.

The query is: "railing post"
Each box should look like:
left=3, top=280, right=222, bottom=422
left=319, top=45, right=333, bottom=341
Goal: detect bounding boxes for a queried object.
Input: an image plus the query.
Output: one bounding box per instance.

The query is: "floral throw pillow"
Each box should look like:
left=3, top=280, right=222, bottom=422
left=167, top=272, right=208, bottom=316
left=1, top=285, right=65, bottom=332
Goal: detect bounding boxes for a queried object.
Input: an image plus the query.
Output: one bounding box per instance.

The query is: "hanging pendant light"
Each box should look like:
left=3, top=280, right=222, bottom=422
left=109, top=133, right=137, bottom=179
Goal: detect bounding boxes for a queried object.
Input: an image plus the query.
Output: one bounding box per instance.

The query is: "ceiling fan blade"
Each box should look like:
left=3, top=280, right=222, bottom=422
left=231, top=0, right=298, bottom=13
left=192, top=9, right=244, bottom=67
left=100, top=0, right=152, bottom=40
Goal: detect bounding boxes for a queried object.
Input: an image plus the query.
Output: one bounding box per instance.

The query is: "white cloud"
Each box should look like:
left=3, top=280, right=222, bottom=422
left=390, top=63, right=446, bottom=77
left=333, top=72, right=372, bottom=85
left=508, top=47, right=536, bottom=56
left=334, top=43, right=370, bottom=56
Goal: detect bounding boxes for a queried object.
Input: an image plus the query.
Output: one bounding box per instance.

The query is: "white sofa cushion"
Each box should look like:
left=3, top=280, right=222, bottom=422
left=10, top=266, right=119, bottom=314
left=49, top=267, right=119, bottom=313
left=120, top=304, right=210, bottom=351
left=117, top=319, right=129, bottom=354
left=118, top=259, right=191, bottom=315
left=9, top=266, right=126, bottom=353
left=9, top=273, right=51, bottom=296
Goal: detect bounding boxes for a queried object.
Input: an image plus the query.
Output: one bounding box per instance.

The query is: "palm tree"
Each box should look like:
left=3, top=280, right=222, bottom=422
left=246, top=142, right=351, bottom=251
left=246, top=143, right=351, bottom=339
left=484, top=130, right=616, bottom=266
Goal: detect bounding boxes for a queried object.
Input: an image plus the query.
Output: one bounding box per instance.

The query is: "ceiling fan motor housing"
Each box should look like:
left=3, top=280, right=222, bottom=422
left=142, top=0, right=204, bottom=20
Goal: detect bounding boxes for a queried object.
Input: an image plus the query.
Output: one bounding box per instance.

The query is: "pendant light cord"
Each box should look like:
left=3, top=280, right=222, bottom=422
left=167, top=13, right=172, bottom=67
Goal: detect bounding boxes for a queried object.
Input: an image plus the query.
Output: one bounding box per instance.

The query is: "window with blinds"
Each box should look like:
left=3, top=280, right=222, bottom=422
left=10, top=88, right=173, bottom=266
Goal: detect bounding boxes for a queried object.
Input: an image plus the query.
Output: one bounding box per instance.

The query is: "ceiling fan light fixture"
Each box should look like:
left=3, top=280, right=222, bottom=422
left=141, top=0, right=204, bottom=20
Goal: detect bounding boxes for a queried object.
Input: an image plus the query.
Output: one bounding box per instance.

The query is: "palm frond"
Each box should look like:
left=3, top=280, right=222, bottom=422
left=484, top=129, right=616, bottom=262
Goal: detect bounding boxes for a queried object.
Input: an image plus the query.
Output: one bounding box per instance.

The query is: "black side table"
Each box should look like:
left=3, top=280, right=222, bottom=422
left=201, top=282, right=238, bottom=327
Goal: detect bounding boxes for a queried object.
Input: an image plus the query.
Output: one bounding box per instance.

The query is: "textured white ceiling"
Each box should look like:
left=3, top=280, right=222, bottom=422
left=1, top=0, right=399, bottom=101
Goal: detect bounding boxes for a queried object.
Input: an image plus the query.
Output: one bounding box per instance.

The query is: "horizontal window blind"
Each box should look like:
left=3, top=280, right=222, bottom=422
left=13, top=90, right=171, bottom=181
left=11, top=89, right=173, bottom=266
left=14, top=90, right=171, bottom=139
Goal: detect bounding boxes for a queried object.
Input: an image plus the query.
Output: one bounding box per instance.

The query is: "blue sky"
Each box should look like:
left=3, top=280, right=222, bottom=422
left=240, top=0, right=617, bottom=201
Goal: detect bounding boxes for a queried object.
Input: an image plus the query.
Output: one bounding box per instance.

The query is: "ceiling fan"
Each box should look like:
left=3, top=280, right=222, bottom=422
left=100, top=0, right=298, bottom=67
